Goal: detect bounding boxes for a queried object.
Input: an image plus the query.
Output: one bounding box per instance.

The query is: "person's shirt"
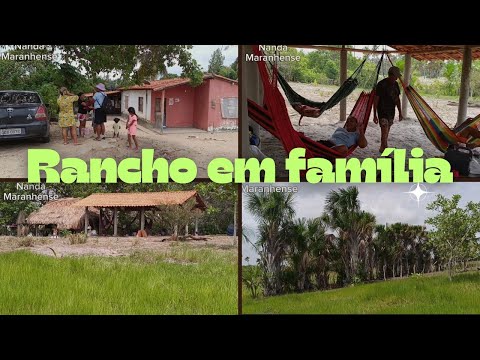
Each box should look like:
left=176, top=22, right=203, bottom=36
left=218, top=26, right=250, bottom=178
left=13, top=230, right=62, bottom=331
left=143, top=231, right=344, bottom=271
left=376, top=78, right=400, bottom=119
left=329, top=127, right=359, bottom=147
left=113, top=123, right=121, bottom=132
left=128, top=114, right=138, bottom=126
left=93, top=91, right=106, bottom=109
left=57, top=95, right=79, bottom=116
left=77, top=98, right=89, bottom=114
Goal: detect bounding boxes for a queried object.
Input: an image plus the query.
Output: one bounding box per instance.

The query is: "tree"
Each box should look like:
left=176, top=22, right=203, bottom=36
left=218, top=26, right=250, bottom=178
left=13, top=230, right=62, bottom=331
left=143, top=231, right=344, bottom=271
left=426, top=194, right=480, bottom=280
left=0, top=183, right=40, bottom=234
left=287, top=217, right=328, bottom=292
left=208, top=48, right=225, bottom=74
left=246, top=191, right=296, bottom=296
left=155, top=198, right=199, bottom=239
left=0, top=45, right=204, bottom=88
left=322, top=186, right=376, bottom=284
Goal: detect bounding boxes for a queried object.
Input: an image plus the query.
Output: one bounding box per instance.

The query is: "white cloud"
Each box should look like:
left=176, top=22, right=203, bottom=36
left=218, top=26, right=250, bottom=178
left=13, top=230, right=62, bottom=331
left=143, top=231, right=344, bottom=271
left=168, top=45, right=238, bottom=75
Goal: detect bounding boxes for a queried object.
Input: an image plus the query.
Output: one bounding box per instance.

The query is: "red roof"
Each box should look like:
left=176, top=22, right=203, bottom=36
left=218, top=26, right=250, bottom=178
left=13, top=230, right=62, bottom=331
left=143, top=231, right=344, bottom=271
left=83, top=90, right=121, bottom=97
left=123, top=78, right=190, bottom=91
left=122, top=73, right=238, bottom=92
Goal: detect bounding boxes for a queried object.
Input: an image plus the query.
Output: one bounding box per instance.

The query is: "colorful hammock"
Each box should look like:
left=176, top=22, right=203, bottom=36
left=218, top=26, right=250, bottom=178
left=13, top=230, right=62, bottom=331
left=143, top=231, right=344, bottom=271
left=397, top=71, right=480, bottom=152
left=274, top=56, right=367, bottom=125
left=248, top=45, right=376, bottom=160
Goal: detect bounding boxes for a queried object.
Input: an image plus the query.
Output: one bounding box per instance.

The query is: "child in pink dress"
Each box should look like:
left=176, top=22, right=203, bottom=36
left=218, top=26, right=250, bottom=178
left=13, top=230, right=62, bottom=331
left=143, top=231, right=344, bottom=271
left=126, top=107, right=139, bottom=150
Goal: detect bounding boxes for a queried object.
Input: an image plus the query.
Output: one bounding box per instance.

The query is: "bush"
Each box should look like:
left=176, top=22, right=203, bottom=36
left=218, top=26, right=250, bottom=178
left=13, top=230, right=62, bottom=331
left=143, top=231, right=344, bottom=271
left=17, top=237, right=34, bottom=247
left=59, top=229, right=71, bottom=237
left=243, top=265, right=262, bottom=299
left=68, top=233, right=87, bottom=245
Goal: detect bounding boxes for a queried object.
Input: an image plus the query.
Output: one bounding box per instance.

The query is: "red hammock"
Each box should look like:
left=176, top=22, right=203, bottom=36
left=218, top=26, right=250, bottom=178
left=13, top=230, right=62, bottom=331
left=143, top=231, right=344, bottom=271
left=248, top=45, right=375, bottom=160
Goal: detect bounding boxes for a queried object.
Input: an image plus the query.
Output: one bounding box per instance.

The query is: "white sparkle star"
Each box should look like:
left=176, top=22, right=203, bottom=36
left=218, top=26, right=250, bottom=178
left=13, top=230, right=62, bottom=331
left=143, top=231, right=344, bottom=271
left=404, top=183, right=434, bottom=207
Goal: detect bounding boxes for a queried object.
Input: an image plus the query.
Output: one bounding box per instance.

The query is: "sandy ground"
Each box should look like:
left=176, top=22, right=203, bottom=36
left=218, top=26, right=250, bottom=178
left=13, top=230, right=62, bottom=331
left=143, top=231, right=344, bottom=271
left=255, top=83, right=480, bottom=177
left=0, top=235, right=237, bottom=257
left=0, top=116, right=238, bottom=178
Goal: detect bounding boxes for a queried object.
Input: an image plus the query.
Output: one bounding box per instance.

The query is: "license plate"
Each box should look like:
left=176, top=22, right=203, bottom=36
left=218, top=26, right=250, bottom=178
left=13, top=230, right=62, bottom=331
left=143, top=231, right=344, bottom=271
left=0, top=128, right=22, bottom=136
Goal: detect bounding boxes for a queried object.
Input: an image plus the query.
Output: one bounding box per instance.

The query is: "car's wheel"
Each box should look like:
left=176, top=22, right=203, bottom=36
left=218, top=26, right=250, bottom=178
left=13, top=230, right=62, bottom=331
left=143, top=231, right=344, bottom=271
left=40, top=136, right=50, bottom=143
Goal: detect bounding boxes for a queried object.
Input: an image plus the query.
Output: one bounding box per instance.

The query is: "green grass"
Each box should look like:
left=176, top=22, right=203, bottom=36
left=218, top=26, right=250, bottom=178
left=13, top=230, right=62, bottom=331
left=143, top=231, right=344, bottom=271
left=244, top=272, right=480, bottom=314
left=0, top=247, right=237, bottom=315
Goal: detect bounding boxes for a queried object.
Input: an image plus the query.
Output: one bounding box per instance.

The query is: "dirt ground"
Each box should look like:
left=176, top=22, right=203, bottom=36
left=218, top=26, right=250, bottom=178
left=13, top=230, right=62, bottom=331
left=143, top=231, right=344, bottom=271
left=256, top=83, right=480, bottom=177
left=0, top=235, right=237, bottom=257
left=0, top=116, right=238, bottom=178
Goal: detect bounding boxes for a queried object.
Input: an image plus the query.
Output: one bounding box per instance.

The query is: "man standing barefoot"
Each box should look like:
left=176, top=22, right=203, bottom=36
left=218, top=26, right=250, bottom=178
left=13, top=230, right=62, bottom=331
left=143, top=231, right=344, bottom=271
left=374, top=66, right=403, bottom=153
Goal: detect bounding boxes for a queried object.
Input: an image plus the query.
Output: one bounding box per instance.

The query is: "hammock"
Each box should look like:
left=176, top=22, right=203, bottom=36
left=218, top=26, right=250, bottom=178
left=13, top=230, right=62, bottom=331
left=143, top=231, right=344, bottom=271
left=248, top=45, right=377, bottom=160
left=387, top=53, right=480, bottom=153
left=271, top=50, right=369, bottom=125
left=248, top=91, right=374, bottom=160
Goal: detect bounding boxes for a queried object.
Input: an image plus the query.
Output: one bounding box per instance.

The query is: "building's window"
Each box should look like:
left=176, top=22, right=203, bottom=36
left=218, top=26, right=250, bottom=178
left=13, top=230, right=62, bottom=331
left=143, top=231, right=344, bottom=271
left=124, top=95, right=129, bottom=111
left=220, top=97, right=238, bottom=118
left=138, top=97, right=144, bottom=113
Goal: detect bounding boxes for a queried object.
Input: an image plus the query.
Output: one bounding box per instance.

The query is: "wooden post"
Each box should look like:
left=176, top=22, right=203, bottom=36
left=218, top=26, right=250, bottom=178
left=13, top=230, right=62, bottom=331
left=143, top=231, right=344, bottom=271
left=160, top=90, right=165, bottom=134
left=339, top=45, right=347, bottom=123
left=233, top=196, right=237, bottom=244
left=35, top=225, right=38, bottom=237
left=457, top=46, right=472, bottom=126
left=174, top=224, right=178, bottom=237
left=99, top=208, right=103, bottom=236
left=401, top=53, right=412, bottom=118
left=113, top=207, right=118, bottom=237
left=84, top=207, right=88, bottom=235
left=195, top=217, right=199, bottom=235
left=140, top=207, right=145, bottom=231
left=243, top=45, right=262, bottom=156
left=185, top=224, right=189, bottom=236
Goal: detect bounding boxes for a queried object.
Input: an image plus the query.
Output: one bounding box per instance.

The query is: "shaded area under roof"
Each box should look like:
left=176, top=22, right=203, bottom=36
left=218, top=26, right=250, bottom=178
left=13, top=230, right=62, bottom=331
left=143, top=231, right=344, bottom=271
left=388, top=45, right=480, bottom=61
left=73, top=191, right=206, bottom=210
left=26, top=198, right=99, bottom=230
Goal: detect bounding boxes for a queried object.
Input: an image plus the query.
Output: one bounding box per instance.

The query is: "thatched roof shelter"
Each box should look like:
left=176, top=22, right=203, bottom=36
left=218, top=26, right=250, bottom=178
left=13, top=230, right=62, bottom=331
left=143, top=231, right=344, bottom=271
left=73, top=191, right=206, bottom=236
left=73, top=190, right=206, bottom=210
left=26, top=198, right=99, bottom=230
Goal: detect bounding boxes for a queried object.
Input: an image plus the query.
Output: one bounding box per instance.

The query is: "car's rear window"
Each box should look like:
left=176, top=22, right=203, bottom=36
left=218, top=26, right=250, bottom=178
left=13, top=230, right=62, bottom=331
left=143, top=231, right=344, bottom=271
left=0, top=92, right=41, bottom=105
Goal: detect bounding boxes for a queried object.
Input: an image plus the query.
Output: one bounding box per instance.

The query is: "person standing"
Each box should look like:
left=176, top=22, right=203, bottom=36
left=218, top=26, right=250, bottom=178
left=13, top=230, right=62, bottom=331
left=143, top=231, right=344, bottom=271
left=126, top=107, right=139, bottom=150
left=373, top=66, right=403, bottom=153
left=93, top=83, right=107, bottom=141
left=57, top=87, right=80, bottom=145
left=77, top=93, right=89, bottom=137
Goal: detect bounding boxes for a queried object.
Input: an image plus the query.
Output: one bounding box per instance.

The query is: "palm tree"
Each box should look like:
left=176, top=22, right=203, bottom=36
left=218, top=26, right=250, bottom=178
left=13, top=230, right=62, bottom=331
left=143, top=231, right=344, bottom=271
left=285, top=217, right=328, bottom=292
left=323, top=186, right=376, bottom=284
left=246, top=191, right=295, bottom=296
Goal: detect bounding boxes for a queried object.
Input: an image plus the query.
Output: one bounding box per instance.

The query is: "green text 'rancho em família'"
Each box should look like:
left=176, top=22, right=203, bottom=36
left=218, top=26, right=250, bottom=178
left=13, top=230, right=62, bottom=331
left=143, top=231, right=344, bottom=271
left=27, top=148, right=453, bottom=184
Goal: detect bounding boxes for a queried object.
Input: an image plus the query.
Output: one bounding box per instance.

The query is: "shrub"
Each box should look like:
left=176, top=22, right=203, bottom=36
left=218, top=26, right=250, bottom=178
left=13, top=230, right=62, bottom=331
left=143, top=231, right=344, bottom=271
left=68, top=233, right=87, bottom=245
left=243, top=265, right=262, bottom=299
left=59, top=229, right=72, bottom=237
left=17, top=237, right=34, bottom=247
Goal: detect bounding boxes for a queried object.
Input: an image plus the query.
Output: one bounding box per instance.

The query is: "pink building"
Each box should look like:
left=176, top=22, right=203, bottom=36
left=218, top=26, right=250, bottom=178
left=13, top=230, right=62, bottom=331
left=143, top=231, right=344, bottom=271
left=121, top=74, right=238, bottom=131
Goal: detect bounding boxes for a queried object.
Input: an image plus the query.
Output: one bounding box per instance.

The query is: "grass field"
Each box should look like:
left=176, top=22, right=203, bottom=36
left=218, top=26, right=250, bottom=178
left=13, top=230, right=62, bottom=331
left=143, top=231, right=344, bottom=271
left=243, top=272, right=480, bottom=314
left=0, top=247, right=237, bottom=315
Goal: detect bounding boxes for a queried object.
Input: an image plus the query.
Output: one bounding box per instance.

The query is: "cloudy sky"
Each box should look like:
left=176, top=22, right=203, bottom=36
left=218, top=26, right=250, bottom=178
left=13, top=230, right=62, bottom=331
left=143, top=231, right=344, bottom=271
left=168, top=45, right=238, bottom=74
left=242, top=183, right=480, bottom=264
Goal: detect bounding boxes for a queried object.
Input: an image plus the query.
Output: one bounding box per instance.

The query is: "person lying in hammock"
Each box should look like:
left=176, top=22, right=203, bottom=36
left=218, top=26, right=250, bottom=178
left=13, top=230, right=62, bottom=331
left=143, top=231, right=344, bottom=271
left=456, top=118, right=480, bottom=148
left=318, top=115, right=367, bottom=155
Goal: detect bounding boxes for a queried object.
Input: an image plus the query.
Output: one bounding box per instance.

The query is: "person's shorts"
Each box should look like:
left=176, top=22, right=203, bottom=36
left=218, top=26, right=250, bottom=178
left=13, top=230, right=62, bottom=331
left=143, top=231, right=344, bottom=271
left=379, top=117, right=394, bottom=127
left=77, top=113, right=87, bottom=122
left=94, top=110, right=106, bottom=124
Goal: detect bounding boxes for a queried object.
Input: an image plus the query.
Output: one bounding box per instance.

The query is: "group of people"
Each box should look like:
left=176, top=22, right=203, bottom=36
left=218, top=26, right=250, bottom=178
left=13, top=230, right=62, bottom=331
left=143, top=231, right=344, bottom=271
left=57, top=83, right=139, bottom=149
left=324, top=66, right=480, bottom=155
left=321, top=65, right=403, bottom=156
